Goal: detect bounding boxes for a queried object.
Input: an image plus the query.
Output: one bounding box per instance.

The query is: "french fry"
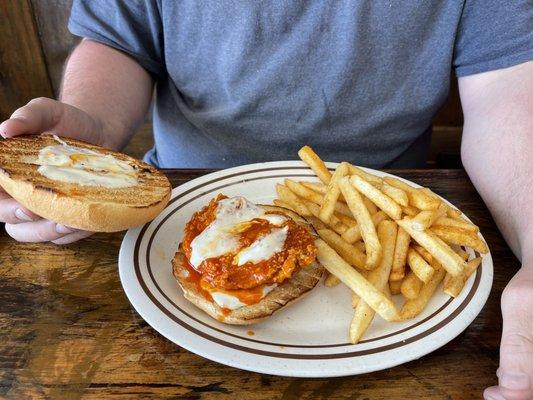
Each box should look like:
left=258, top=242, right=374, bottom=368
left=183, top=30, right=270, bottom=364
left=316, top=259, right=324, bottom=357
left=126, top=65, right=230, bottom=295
left=349, top=221, right=398, bottom=343
left=350, top=175, right=402, bottom=220
left=411, top=205, right=446, bottom=231
left=452, top=245, right=470, bottom=261
left=347, top=164, right=383, bottom=186
left=390, top=227, right=410, bottom=281
left=383, top=176, right=414, bottom=192
left=443, top=257, right=482, bottom=297
left=298, top=145, right=332, bottom=184
left=401, top=267, right=446, bottom=319
left=272, top=199, right=298, bottom=213
left=341, top=225, right=361, bottom=244
left=409, top=188, right=441, bottom=211
left=302, top=181, right=351, bottom=204
left=383, top=177, right=441, bottom=211
left=430, top=225, right=488, bottom=254
left=325, top=272, right=341, bottom=287
left=363, top=196, right=379, bottom=215
left=446, top=207, right=462, bottom=218
left=341, top=210, right=387, bottom=244
left=302, top=199, right=348, bottom=235
left=382, top=182, right=409, bottom=207
left=351, top=270, right=369, bottom=306
left=434, top=216, right=479, bottom=232
left=412, top=244, right=433, bottom=263
left=317, top=229, right=367, bottom=270
left=305, top=215, right=328, bottom=231
left=285, top=179, right=353, bottom=217
left=390, top=279, right=402, bottom=295
left=400, top=271, right=423, bottom=299
left=396, top=218, right=466, bottom=277
left=275, top=184, right=311, bottom=216
left=407, top=248, right=435, bottom=283
left=300, top=181, right=327, bottom=194
left=383, top=282, right=392, bottom=299
left=316, top=239, right=399, bottom=321
left=353, top=240, right=366, bottom=252
left=339, top=177, right=382, bottom=268
left=335, top=213, right=357, bottom=227
left=402, top=205, right=419, bottom=217
left=352, top=292, right=360, bottom=308
left=285, top=179, right=323, bottom=203
left=319, top=163, right=349, bottom=223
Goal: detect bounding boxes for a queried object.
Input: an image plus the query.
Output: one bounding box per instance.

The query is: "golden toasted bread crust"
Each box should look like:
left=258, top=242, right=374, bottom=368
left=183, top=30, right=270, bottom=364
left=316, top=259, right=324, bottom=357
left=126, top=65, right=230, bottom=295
left=0, top=134, right=171, bottom=232
left=172, top=204, right=324, bottom=324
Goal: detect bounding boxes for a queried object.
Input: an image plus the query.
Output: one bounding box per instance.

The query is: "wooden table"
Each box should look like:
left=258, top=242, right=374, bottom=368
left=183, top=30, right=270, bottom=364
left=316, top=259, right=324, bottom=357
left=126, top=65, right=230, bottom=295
left=0, top=169, right=519, bottom=399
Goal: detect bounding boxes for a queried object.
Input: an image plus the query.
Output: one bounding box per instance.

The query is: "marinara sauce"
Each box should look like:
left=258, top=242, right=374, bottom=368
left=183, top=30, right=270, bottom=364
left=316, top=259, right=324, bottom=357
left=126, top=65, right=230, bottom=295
left=180, top=195, right=317, bottom=304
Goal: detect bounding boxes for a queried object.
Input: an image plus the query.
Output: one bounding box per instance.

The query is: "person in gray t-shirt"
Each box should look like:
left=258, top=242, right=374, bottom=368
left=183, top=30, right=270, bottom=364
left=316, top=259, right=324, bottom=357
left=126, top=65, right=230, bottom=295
left=0, top=2, right=531, bottom=398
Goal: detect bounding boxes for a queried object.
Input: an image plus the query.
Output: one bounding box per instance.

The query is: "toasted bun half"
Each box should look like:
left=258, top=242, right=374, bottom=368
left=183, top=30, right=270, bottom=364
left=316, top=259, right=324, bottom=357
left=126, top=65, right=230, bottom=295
left=172, top=204, right=324, bottom=325
left=0, top=134, right=171, bottom=232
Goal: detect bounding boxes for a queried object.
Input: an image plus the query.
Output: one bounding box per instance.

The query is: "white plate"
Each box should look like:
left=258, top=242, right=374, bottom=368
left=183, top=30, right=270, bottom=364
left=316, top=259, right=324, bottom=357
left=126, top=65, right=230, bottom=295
left=119, top=161, right=493, bottom=377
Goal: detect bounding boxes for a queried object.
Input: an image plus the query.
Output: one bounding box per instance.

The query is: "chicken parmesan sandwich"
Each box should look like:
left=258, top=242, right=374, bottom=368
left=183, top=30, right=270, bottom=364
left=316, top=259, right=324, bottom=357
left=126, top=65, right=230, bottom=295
left=173, top=195, right=324, bottom=324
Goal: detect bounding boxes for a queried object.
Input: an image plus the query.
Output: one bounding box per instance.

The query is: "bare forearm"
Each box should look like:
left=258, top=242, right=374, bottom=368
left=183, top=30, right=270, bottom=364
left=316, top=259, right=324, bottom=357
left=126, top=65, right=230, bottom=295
left=460, top=62, right=533, bottom=261
left=60, top=39, right=154, bottom=150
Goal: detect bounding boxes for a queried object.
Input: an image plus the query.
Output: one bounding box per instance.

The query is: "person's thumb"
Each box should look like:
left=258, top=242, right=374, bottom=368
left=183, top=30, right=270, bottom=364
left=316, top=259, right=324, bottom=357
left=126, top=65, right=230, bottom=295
left=0, top=97, right=104, bottom=145
left=485, top=268, right=533, bottom=400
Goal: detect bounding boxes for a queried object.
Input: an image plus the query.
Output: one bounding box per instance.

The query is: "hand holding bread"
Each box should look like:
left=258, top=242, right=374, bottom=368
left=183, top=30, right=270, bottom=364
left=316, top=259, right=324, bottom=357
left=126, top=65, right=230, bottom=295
left=0, top=98, right=107, bottom=243
left=0, top=100, right=171, bottom=242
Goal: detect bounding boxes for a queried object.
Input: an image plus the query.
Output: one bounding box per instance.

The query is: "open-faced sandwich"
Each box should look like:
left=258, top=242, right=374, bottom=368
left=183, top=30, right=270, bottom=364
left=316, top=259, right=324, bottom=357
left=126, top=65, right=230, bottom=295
left=173, top=195, right=324, bottom=324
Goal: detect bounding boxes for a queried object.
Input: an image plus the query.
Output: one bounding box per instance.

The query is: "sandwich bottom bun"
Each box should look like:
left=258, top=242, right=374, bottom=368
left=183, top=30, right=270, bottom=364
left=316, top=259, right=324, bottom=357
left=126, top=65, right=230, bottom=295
left=0, top=134, right=171, bottom=232
left=172, top=204, right=324, bottom=325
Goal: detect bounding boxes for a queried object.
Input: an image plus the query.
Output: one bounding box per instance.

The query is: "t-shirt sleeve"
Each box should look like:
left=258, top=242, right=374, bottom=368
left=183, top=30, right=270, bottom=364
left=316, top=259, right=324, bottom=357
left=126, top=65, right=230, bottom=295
left=68, top=0, right=166, bottom=79
left=453, top=0, right=533, bottom=77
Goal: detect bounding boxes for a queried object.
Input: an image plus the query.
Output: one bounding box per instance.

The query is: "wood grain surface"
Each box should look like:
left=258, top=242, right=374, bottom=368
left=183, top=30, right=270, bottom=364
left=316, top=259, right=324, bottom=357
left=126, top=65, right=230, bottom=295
left=0, top=0, right=54, bottom=120
left=30, top=0, right=78, bottom=96
left=0, top=169, right=519, bottom=399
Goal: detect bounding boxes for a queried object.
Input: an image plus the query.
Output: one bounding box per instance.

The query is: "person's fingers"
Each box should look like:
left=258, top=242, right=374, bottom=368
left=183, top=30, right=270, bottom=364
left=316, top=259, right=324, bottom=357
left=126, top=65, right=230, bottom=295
left=0, top=97, right=104, bottom=146
left=0, top=197, right=41, bottom=224
left=484, top=385, right=532, bottom=400
left=0, top=97, right=62, bottom=138
left=4, top=220, right=79, bottom=243
left=487, top=268, right=533, bottom=400
left=51, top=230, right=94, bottom=245
left=484, top=386, right=505, bottom=400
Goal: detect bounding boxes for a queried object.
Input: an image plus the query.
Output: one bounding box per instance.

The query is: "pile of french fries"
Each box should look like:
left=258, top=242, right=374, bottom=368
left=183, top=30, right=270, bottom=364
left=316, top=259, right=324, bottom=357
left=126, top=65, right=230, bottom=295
left=274, top=146, right=488, bottom=344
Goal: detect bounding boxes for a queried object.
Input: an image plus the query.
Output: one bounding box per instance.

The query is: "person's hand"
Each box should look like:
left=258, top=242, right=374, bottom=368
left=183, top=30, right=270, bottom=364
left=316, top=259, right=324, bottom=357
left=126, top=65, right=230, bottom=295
left=0, top=186, right=93, bottom=244
left=0, top=97, right=102, bottom=244
left=484, top=257, right=533, bottom=400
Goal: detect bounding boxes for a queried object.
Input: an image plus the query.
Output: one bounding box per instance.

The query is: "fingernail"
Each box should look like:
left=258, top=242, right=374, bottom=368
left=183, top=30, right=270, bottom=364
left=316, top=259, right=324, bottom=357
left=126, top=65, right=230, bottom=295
left=498, top=370, right=530, bottom=390
left=15, top=208, right=34, bottom=221
left=484, top=393, right=505, bottom=400
left=56, top=224, right=75, bottom=234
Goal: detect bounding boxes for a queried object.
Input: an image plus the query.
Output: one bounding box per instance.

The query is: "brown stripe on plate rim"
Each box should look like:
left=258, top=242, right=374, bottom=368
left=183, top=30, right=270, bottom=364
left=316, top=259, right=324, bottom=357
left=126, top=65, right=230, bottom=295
left=130, top=166, right=483, bottom=359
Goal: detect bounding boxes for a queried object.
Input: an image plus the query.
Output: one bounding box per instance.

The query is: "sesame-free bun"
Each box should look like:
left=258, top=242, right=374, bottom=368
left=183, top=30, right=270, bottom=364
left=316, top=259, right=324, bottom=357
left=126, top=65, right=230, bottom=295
left=0, top=134, right=171, bottom=232
left=172, top=205, right=324, bottom=325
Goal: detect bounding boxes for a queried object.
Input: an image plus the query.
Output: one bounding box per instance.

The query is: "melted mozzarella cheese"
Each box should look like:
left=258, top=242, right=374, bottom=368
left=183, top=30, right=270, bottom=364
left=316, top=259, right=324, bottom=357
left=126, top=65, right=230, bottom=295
left=36, top=136, right=138, bottom=188
left=234, top=226, right=288, bottom=266
left=189, top=197, right=288, bottom=269
left=211, top=291, right=246, bottom=310
left=211, top=284, right=278, bottom=310
left=262, top=214, right=287, bottom=226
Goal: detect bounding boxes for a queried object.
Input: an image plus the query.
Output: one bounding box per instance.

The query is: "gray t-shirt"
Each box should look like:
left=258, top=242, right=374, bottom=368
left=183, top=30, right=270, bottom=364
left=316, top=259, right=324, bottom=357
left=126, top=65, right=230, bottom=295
left=68, top=1, right=532, bottom=168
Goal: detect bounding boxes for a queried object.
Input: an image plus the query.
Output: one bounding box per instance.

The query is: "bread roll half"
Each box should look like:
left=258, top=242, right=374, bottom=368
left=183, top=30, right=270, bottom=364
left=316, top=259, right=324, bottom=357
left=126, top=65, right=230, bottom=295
left=0, top=134, right=171, bottom=232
